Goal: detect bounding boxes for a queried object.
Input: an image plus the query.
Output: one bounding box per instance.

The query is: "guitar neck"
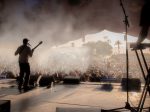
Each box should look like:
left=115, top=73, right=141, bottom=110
left=32, top=43, right=41, bottom=50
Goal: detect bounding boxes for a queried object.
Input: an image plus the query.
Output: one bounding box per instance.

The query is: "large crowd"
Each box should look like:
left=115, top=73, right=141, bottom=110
left=0, top=52, right=149, bottom=84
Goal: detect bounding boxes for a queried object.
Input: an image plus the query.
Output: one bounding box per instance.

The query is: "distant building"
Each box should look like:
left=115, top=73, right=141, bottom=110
left=55, top=30, right=150, bottom=54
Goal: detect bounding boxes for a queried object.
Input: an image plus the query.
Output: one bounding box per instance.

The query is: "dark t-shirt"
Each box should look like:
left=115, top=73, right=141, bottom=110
left=15, top=45, right=33, bottom=63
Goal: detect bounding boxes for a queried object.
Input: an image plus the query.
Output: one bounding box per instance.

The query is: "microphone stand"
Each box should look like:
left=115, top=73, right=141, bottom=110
left=101, top=0, right=136, bottom=111
left=120, top=0, right=130, bottom=108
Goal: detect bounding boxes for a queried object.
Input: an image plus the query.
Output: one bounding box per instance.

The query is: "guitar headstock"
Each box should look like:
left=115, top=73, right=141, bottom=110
left=39, top=41, right=43, bottom=45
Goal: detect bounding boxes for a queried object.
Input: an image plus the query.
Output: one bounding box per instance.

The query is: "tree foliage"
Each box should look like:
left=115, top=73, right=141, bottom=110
left=83, top=41, right=112, bottom=56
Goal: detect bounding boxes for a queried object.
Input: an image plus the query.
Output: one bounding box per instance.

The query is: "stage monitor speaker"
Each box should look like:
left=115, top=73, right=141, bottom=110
left=0, top=100, right=11, bottom=112
left=121, top=78, right=141, bottom=91
left=39, top=75, right=54, bottom=87
left=63, top=76, right=80, bottom=84
left=100, top=83, right=113, bottom=91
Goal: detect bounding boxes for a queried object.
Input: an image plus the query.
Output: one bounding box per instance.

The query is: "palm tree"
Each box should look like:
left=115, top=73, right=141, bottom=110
left=107, top=39, right=111, bottom=44
left=115, top=40, right=122, bottom=54
left=82, top=37, right=85, bottom=43
left=71, top=42, right=75, bottom=47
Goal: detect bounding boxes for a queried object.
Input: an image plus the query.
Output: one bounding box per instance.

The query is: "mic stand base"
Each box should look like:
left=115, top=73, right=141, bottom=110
left=101, top=102, right=137, bottom=112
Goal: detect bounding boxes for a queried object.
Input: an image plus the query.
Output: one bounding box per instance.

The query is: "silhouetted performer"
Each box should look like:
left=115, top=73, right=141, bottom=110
left=15, top=38, right=34, bottom=90
left=136, top=0, right=150, bottom=44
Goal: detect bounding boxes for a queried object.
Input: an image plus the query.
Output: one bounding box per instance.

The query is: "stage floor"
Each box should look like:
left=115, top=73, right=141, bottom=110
left=0, top=81, right=150, bottom=112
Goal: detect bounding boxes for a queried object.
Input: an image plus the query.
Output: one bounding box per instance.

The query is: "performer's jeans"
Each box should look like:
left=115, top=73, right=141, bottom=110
left=18, top=62, right=30, bottom=88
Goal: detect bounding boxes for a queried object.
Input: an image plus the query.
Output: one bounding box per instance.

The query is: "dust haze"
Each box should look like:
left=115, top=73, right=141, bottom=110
left=0, top=0, right=144, bottom=74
